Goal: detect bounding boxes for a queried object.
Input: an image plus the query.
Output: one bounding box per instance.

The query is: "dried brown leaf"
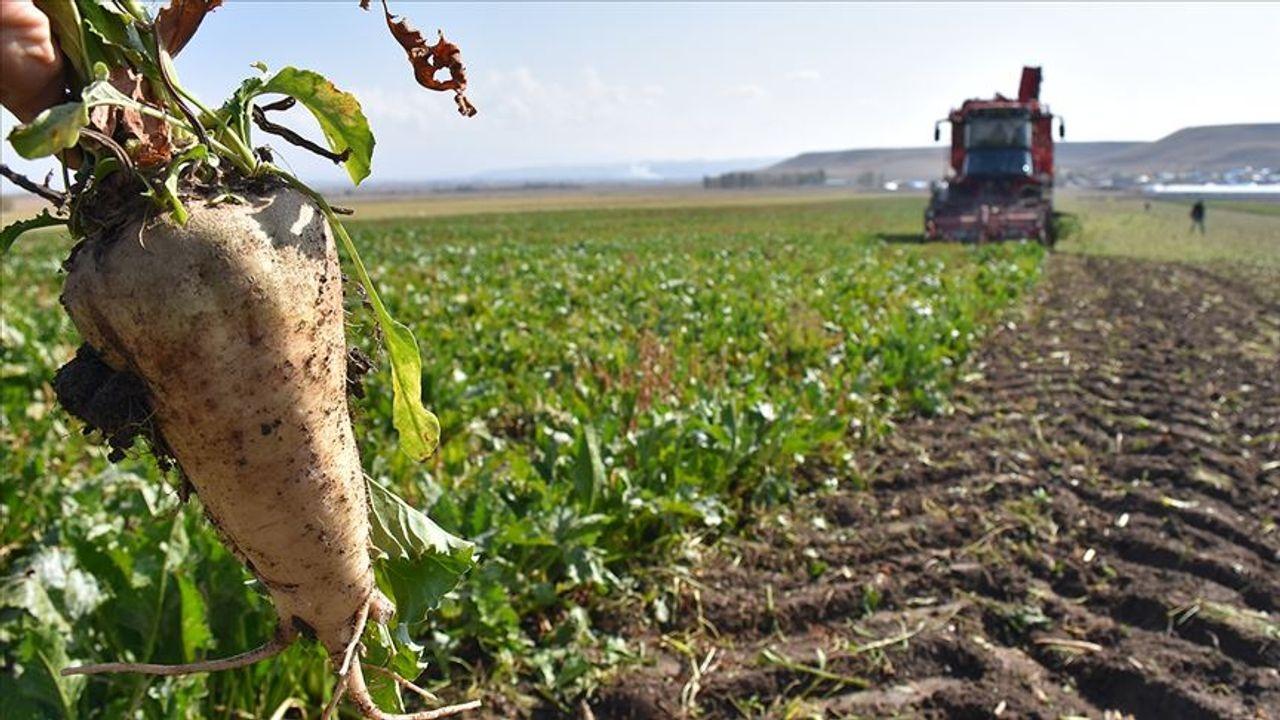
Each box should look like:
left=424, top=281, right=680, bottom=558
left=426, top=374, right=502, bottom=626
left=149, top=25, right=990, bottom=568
left=375, top=0, right=477, bottom=117
left=89, top=68, right=173, bottom=167
left=156, top=0, right=223, bottom=57
left=89, top=104, right=117, bottom=138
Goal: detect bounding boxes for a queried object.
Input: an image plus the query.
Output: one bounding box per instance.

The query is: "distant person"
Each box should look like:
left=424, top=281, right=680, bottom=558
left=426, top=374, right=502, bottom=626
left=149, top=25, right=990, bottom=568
left=1190, top=200, right=1206, bottom=234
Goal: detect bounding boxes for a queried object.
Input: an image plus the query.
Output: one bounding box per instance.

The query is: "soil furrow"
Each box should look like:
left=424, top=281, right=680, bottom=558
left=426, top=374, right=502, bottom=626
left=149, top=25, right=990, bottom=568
left=593, top=254, right=1280, bottom=719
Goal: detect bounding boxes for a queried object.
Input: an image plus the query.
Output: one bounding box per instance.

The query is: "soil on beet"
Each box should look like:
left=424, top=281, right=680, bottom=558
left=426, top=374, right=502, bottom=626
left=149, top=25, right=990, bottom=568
left=592, top=254, right=1280, bottom=719
left=53, top=343, right=176, bottom=469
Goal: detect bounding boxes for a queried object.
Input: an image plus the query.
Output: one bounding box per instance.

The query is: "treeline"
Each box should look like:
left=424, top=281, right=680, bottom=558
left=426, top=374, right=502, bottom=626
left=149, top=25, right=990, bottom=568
left=703, top=169, right=827, bottom=189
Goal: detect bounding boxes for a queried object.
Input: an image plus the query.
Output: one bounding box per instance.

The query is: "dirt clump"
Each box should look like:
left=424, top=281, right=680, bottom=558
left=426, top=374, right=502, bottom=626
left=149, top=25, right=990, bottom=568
left=53, top=343, right=175, bottom=469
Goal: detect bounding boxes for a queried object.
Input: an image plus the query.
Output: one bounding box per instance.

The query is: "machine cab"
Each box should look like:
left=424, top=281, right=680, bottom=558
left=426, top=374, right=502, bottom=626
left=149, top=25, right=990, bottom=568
left=962, top=108, right=1033, bottom=177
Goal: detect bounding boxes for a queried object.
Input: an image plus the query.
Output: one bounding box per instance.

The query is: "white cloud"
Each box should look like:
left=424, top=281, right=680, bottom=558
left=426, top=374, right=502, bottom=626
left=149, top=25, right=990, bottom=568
left=787, top=69, right=822, bottom=82
left=724, top=83, right=768, bottom=101
left=337, top=66, right=689, bottom=178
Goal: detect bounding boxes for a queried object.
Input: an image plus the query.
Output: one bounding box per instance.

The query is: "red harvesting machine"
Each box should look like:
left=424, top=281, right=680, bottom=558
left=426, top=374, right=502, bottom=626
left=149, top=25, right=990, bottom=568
left=924, top=66, right=1065, bottom=245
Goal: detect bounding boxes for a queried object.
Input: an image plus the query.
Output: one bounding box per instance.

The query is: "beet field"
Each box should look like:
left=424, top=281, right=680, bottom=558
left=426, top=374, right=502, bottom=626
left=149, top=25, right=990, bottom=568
left=6, top=193, right=1048, bottom=717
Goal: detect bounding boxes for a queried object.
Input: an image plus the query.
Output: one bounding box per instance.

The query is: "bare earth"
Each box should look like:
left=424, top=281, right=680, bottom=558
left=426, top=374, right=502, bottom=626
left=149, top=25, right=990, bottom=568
left=596, top=254, right=1280, bottom=719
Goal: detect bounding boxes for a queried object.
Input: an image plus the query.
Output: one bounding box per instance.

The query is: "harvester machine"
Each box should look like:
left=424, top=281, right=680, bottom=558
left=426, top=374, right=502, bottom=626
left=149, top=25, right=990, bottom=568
left=924, top=66, right=1064, bottom=245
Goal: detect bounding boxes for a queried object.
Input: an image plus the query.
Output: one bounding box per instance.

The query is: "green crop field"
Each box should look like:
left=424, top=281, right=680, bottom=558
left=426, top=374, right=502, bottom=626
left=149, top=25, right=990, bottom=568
left=1, top=195, right=1045, bottom=717
left=1203, top=199, right=1280, bottom=218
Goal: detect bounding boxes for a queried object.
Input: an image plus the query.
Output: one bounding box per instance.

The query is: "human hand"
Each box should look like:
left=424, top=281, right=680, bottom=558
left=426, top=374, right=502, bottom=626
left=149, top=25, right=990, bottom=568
left=0, top=0, right=67, bottom=122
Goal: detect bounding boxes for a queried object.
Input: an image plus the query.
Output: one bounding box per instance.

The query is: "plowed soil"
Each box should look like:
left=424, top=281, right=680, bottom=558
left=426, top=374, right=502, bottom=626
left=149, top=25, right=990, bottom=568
left=595, top=255, right=1280, bottom=719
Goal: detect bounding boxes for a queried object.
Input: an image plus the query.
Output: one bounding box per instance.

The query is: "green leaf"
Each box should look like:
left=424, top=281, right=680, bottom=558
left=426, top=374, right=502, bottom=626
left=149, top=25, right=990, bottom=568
left=258, top=67, right=375, bottom=185
left=362, top=662, right=404, bottom=712
left=0, top=624, right=84, bottom=720
left=162, top=513, right=190, bottom=574
left=33, top=0, right=92, bottom=82
left=572, top=426, right=605, bottom=510
left=0, top=568, right=83, bottom=719
left=382, top=319, right=441, bottom=461
left=176, top=574, right=213, bottom=662
left=0, top=571, right=71, bottom=634
left=367, top=478, right=473, bottom=562
left=92, top=156, right=122, bottom=183
left=1, top=211, right=66, bottom=254
left=158, top=145, right=210, bottom=225
left=366, top=478, right=474, bottom=627
left=7, top=101, right=89, bottom=159
left=78, top=0, right=148, bottom=62
left=360, top=623, right=413, bottom=712
left=319, top=206, right=439, bottom=459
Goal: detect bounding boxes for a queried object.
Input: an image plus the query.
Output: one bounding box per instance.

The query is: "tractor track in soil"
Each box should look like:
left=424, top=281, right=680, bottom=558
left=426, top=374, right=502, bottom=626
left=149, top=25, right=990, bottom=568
left=594, top=254, right=1280, bottom=719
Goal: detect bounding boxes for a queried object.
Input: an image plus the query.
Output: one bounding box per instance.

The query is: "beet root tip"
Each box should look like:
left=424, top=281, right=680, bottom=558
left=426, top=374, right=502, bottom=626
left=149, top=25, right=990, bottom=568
left=344, top=660, right=481, bottom=720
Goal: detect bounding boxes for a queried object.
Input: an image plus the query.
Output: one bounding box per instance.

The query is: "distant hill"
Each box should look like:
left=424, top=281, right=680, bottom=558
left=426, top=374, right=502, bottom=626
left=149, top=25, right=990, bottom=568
left=763, top=124, right=1279, bottom=180
left=1072, top=124, right=1280, bottom=173
left=766, top=142, right=1142, bottom=180
left=769, top=147, right=945, bottom=182
left=1057, top=142, right=1146, bottom=170
left=469, top=157, right=782, bottom=184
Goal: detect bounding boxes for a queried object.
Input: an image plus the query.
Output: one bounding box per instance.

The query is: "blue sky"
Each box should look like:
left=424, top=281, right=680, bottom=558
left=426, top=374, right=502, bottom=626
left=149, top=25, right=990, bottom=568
left=2, top=1, right=1279, bottom=187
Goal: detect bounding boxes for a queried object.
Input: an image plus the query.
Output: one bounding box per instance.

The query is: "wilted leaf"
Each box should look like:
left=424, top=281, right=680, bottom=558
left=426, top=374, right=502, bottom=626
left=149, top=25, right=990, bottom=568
left=7, top=101, right=89, bottom=159
left=367, top=477, right=474, bottom=626
left=373, top=0, right=477, bottom=117
left=156, top=0, right=224, bottom=57
left=80, top=78, right=142, bottom=109
left=102, top=68, right=175, bottom=167
left=1, top=210, right=66, bottom=254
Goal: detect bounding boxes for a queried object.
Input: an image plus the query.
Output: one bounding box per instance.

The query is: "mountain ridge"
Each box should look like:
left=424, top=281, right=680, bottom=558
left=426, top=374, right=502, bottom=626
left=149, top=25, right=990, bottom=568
left=763, top=123, right=1280, bottom=180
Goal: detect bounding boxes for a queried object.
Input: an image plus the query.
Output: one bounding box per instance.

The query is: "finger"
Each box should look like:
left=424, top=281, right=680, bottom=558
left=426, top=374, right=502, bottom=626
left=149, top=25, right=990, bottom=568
left=0, top=0, right=67, bottom=121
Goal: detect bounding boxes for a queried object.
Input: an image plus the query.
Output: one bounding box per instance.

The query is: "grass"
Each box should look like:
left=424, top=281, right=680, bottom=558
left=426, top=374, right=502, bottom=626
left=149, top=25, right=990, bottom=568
left=1210, top=200, right=1280, bottom=218
left=0, top=194, right=1045, bottom=717
left=1058, top=194, right=1280, bottom=267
